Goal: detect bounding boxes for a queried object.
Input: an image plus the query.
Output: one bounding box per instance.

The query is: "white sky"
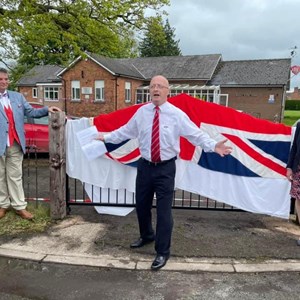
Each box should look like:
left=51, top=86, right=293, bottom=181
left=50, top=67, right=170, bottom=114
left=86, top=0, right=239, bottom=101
left=164, top=0, right=300, bottom=90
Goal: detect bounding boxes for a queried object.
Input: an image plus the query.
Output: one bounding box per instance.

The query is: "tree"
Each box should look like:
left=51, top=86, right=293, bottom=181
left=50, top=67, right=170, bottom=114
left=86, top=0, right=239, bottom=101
left=139, top=17, right=181, bottom=57
left=164, top=19, right=182, bottom=56
left=0, top=0, right=169, bottom=79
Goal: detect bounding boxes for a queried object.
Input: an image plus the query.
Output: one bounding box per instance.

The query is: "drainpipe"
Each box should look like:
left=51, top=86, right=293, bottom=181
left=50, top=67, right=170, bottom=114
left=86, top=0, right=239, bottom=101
left=114, top=75, right=120, bottom=111
left=63, top=78, right=67, bottom=115
left=280, top=84, right=286, bottom=123
left=59, top=77, right=67, bottom=114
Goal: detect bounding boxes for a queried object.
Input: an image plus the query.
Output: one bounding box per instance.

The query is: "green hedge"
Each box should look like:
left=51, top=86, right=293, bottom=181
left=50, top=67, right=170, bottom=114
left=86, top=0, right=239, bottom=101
left=285, top=100, right=300, bottom=110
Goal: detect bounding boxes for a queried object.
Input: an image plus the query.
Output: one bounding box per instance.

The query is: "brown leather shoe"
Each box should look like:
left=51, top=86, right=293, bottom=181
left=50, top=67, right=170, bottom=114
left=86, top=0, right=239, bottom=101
left=0, top=208, right=7, bottom=219
left=15, top=209, right=34, bottom=220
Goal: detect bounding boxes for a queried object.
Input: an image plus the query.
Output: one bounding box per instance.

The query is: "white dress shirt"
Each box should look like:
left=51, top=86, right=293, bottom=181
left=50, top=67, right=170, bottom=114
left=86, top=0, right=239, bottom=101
left=0, top=90, right=11, bottom=146
left=0, top=91, right=10, bottom=109
left=104, top=101, right=217, bottom=161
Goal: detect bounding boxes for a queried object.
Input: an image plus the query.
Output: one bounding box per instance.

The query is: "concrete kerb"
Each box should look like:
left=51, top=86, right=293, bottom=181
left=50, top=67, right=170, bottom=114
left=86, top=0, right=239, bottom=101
left=0, top=247, right=300, bottom=273
left=1, top=211, right=300, bottom=273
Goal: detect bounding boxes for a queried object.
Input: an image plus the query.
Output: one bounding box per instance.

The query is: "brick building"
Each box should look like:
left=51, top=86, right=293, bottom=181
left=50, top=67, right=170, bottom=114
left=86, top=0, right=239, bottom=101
left=286, top=87, right=300, bottom=100
left=17, top=65, right=64, bottom=111
left=17, top=52, right=291, bottom=121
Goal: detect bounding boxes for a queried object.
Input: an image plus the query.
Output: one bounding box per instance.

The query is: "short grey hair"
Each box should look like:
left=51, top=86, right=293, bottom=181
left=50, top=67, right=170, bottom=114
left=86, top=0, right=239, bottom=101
left=0, top=68, right=8, bottom=74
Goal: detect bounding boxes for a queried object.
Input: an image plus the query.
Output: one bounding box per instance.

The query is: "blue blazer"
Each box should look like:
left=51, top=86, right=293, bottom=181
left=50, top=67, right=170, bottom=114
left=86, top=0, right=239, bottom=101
left=287, top=122, right=300, bottom=172
left=0, top=91, right=48, bottom=156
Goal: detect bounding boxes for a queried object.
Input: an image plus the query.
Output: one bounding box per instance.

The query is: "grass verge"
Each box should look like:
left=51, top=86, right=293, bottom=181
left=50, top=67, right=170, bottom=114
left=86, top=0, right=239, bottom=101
left=283, top=110, right=300, bottom=126
left=0, top=202, right=52, bottom=236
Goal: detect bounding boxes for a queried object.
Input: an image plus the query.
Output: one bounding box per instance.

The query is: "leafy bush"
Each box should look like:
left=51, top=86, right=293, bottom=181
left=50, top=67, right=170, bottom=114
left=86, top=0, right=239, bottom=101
left=285, top=100, right=300, bottom=110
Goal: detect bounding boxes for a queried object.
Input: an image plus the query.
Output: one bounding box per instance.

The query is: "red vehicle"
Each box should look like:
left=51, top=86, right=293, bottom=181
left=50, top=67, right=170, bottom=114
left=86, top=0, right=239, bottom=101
left=24, top=103, right=49, bottom=153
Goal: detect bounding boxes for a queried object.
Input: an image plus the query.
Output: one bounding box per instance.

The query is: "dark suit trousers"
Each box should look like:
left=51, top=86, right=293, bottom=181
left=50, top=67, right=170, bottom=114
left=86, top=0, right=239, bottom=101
left=135, top=158, right=176, bottom=256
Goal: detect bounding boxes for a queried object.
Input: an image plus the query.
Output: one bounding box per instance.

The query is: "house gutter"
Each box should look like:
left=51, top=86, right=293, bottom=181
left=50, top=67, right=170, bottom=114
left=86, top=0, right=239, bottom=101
left=280, top=84, right=287, bottom=123
left=114, top=75, right=120, bottom=111
left=61, top=77, right=67, bottom=114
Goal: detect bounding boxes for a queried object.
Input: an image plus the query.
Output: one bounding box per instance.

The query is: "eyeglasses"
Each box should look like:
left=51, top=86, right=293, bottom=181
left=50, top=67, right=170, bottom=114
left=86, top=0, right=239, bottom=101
left=149, top=84, right=169, bottom=90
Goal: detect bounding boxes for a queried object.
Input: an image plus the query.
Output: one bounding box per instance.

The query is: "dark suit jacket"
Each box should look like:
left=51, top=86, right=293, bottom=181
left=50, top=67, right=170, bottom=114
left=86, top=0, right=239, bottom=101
left=287, top=122, right=300, bottom=172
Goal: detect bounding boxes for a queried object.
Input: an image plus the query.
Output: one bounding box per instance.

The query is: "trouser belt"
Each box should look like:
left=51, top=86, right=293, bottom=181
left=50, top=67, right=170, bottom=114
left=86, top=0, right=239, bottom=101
left=141, top=157, right=176, bottom=166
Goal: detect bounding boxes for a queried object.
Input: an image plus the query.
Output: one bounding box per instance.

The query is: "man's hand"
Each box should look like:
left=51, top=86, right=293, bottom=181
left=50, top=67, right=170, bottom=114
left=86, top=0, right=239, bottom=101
left=286, top=168, right=293, bottom=182
left=214, top=139, right=232, bottom=157
left=49, top=106, right=61, bottom=113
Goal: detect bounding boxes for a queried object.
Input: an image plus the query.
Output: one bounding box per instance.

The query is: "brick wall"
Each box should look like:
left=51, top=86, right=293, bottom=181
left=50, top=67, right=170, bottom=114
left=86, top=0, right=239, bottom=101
left=18, top=86, right=65, bottom=111
left=61, top=58, right=144, bottom=117
left=221, top=86, right=284, bottom=121
left=19, top=86, right=37, bottom=103
left=286, top=87, right=300, bottom=100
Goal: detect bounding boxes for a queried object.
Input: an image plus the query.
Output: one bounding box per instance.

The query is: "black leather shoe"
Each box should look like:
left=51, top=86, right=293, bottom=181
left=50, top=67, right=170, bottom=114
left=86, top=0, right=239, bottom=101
left=151, top=255, right=169, bottom=270
left=130, top=238, right=154, bottom=248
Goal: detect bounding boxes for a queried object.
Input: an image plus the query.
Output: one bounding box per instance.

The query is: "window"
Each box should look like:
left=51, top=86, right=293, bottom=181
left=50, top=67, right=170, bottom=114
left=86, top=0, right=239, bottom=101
left=95, top=80, right=105, bottom=102
left=136, top=84, right=220, bottom=104
left=44, top=87, right=59, bottom=101
left=219, top=94, right=229, bottom=106
left=125, top=82, right=131, bottom=103
left=72, top=81, right=80, bottom=101
left=268, top=95, right=275, bottom=104
left=32, top=88, right=38, bottom=98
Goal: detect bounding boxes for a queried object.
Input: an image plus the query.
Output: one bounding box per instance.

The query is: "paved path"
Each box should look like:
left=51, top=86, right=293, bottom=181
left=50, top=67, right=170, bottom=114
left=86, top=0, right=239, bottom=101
left=1, top=208, right=300, bottom=273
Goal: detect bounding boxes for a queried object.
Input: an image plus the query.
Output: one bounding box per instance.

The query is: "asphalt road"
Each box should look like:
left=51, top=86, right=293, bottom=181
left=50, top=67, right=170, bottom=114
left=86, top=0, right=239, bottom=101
left=0, top=257, right=300, bottom=300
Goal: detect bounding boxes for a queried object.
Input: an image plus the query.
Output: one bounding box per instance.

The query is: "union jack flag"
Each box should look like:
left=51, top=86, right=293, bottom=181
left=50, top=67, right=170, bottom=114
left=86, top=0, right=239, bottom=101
left=93, top=94, right=291, bottom=179
left=67, top=94, right=292, bottom=218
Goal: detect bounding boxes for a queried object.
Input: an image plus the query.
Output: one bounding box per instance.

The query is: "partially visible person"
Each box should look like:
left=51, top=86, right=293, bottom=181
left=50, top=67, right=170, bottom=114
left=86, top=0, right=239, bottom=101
left=287, top=121, right=300, bottom=246
left=96, top=75, right=232, bottom=270
left=0, top=67, right=61, bottom=220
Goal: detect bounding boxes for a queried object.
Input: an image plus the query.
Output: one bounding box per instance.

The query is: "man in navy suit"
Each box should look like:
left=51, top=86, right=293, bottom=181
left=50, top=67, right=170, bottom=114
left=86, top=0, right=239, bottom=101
left=96, top=75, right=232, bottom=270
left=0, top=68, right=60, bottom=219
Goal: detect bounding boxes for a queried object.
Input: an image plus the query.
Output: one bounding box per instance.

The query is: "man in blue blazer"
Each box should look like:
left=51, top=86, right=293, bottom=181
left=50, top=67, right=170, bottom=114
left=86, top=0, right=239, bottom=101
left=0, top=68, right=60, bottom=219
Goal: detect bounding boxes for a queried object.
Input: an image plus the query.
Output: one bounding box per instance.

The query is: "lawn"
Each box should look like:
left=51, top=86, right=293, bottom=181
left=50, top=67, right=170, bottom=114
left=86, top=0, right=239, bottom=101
left=0, top=202, right=52, bottom=236
left=283, top=110, right=300, bottom=126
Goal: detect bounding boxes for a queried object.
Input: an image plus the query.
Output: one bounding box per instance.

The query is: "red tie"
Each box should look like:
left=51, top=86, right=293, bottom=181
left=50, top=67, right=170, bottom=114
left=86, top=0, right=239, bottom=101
left=151, top=106, right=161, bottom=162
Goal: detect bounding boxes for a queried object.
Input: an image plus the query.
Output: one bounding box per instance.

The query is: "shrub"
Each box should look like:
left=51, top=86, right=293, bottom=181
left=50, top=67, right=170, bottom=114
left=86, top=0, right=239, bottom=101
left=285, top=100, right=300, bottom=110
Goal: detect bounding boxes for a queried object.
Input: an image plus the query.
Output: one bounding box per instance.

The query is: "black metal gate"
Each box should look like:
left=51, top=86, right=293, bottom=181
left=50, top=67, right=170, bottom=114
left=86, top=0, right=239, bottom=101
left=65, top=174, right=241, bottom=212
left=22, top=153, right=296, bottom=215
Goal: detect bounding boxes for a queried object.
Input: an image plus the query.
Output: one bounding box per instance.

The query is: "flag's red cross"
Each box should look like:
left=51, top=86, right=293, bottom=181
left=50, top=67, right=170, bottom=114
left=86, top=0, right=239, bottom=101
left=223, top=133, right=287, bottom=176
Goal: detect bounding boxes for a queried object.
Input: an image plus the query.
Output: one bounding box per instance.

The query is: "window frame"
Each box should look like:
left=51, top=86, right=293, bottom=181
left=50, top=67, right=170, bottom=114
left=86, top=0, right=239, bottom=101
left=44, top=86, right=59, bottom=101
left=125, top=81, right=131, bottom=103
left=32, top=87, right=38, bottom=98
left=71, top=80, right=81, bottom=101
left=94, top=80, right=105, bottom=102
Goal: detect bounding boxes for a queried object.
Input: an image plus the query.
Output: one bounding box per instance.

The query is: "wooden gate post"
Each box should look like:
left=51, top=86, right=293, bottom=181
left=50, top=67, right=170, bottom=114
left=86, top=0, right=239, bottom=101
left=49, top=111, right=66, bottom=219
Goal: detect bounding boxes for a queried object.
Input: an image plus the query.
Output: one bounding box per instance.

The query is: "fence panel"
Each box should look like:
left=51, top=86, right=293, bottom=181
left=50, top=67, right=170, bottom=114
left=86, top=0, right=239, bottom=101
left=22, top=154, right=296, bottom=215
left=65, top=176, right=241, bottom=212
